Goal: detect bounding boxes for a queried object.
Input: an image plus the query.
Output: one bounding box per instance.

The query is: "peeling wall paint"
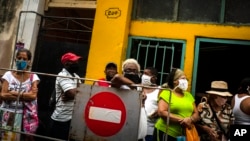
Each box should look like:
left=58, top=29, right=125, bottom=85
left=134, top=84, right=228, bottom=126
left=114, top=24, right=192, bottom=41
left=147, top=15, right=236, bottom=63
left=0, top=0, right=23, bottom=75
left=0, top=0, right=23, bottom=33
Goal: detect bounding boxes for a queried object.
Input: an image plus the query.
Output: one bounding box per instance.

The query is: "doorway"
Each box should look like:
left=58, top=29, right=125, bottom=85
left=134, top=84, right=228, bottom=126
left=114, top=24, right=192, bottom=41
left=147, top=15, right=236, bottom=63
left=192, top=38, right=250, bottom=103
left=31, top=8, right=95, bottom=140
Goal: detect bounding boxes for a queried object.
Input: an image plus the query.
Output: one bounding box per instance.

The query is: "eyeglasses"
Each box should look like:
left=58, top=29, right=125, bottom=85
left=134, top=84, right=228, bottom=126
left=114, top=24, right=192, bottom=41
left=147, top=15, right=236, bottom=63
left=124, top=68, right=138, bottom=74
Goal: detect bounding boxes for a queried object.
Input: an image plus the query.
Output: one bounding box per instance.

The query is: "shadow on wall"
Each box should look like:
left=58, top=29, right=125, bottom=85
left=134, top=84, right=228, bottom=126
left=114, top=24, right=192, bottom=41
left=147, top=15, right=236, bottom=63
left=0, top=0, right=23, bottom=32
left=0, top=0, right=23, bottom=75
left=0, top=39, right=15, bottom=75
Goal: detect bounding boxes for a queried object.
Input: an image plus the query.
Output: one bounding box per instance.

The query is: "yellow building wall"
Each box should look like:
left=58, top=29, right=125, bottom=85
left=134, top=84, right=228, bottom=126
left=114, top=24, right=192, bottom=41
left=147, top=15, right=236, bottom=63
left=86, top=0, right=250, bottom=85
left=85, top=0, right=133, bottom=84
left=129, top=21, right=250, bottom=84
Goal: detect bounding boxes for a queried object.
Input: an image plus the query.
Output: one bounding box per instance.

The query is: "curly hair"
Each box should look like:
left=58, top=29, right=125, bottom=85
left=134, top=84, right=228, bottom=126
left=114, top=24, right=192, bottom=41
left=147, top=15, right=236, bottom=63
left=237, top=77, right=250, bottom=94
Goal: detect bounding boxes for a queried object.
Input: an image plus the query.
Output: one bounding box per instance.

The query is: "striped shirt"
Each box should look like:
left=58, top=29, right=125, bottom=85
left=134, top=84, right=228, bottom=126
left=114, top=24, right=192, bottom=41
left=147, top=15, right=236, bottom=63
left=51, top=68, right=81, bottom=122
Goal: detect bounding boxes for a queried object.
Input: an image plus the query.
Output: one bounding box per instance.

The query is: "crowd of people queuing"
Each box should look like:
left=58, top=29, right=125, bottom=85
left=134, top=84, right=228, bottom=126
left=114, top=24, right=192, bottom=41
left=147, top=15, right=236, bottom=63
left=1, top=48, right=250, bottom=141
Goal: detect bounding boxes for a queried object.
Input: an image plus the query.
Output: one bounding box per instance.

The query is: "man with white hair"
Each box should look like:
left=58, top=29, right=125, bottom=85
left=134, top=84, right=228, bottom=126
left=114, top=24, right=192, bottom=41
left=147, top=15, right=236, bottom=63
left=111, top=58, right=147, bottom=141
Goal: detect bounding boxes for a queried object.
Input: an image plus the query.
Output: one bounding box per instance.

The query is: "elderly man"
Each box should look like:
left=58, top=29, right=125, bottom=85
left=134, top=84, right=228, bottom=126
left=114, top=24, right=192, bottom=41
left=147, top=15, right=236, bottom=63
left=111, top=58, right=147, bottom=141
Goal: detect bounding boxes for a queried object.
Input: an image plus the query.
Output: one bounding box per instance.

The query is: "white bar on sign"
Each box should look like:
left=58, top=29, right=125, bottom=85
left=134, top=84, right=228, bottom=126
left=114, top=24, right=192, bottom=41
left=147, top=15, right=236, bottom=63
left=89, top=106, right=122, bottom=123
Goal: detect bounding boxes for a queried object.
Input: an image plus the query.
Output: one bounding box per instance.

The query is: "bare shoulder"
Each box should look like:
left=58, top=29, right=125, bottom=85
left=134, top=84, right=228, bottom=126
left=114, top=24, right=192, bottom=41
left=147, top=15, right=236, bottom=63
left=241, top=96, right=250, bottom=115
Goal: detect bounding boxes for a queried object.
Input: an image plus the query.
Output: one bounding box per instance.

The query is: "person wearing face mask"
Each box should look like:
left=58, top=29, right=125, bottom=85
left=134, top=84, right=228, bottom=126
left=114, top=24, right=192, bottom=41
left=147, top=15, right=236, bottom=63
left=111, top=58, right=142, bottom=89
left=141, top=67, right=160, bottom=141
left=153, top=68, right=199, bottom=141
left=111, top=58, right=148, bottom=141
left=50, top=52, right=82, bottom=140
left=0, top=48, right=40, bottom=141
left=196, top=81, right=234, bottom=141
left=93, top=62, right=118, bottom=87
left=121, top=58, right=142, bottom=88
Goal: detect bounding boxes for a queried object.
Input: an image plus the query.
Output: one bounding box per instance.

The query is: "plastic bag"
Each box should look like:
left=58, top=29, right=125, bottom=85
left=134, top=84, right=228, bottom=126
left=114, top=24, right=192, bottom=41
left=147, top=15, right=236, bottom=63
left=138, top=107, right=147, bottom=140
left=185, top=124, right=199, bottom=141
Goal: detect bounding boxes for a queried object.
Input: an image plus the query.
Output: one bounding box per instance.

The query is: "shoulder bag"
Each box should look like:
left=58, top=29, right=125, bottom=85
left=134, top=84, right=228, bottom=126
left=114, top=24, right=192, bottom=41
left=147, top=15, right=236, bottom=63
left=22, top=74, right=39, bottom=133
left=209, top=102, right=228, bottom=141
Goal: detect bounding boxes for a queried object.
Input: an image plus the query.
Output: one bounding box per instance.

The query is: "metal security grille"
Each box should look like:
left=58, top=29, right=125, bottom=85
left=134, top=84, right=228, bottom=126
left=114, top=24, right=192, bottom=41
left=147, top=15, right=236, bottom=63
left=127, top=37, right=186, bottom=85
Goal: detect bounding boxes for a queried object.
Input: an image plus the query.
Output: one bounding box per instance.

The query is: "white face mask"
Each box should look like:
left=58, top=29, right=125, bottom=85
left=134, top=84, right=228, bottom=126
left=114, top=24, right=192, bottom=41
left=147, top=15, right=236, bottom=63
left=178, top=79, right=188, bottom=91
left=141, top=74, right=152, bottom=86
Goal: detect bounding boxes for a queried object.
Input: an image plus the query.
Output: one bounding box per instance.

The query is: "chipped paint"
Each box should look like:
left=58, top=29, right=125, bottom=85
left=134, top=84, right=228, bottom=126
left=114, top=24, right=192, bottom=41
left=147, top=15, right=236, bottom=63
left=0, top=0, right=23, bottom=75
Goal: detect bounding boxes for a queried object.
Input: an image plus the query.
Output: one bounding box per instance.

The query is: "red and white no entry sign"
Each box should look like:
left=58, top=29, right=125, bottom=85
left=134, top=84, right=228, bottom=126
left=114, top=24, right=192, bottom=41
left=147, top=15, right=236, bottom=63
left=84, top=91, right=126, bottom=137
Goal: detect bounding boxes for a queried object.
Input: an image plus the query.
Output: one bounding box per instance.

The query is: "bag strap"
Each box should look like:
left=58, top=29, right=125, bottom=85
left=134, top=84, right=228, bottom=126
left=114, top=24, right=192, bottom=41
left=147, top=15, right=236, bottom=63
left=29, top=73, right=34, bottom=91
left=23, top=73, right=35, bottom=105
left=30, top=73, right=34, bottom=83
left=208, top=102, right=227, bottom=136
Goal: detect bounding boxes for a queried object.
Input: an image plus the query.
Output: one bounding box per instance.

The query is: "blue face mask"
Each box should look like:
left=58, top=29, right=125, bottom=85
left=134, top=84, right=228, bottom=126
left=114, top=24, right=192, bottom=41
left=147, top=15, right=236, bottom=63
left=16, top=60, right=27, bottom=70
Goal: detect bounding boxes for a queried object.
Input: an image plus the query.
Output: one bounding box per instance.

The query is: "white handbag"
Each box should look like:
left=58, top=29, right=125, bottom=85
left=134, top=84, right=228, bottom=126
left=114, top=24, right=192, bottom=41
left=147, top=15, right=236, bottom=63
left=137, top=107, right=147, bottom=140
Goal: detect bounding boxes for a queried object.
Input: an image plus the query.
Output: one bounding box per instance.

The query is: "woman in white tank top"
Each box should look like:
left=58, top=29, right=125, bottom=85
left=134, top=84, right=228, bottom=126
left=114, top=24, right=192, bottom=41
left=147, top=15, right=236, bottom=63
left=141, top=67, right=160, bottom=141
left=231, top=77, right=250, bottom=125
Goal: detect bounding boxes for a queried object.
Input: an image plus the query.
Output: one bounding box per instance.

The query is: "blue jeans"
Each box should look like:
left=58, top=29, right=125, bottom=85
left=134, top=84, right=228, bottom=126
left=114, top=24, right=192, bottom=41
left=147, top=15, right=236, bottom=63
left=145, top=135, right=153, bottom=141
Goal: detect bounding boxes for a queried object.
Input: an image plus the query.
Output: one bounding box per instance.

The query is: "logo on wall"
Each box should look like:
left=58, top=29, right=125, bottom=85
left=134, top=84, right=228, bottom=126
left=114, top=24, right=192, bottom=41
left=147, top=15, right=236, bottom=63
left=105, top=8, right=121, bottom=18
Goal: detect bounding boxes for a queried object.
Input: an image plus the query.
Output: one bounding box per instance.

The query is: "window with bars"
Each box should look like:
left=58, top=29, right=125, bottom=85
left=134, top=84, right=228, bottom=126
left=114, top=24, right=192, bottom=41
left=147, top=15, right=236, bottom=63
left=127, top=37, right=186, bottom=85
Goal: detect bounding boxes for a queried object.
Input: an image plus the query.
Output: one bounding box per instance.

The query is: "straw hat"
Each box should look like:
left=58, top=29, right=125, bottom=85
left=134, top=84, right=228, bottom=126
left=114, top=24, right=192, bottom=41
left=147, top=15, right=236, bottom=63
left=206, top=81, right=232, bottom=97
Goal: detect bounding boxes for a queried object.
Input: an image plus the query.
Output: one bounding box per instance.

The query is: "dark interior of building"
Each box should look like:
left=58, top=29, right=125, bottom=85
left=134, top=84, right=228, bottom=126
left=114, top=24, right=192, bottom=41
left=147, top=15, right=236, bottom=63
left=195, top=40, right=250, bottom=104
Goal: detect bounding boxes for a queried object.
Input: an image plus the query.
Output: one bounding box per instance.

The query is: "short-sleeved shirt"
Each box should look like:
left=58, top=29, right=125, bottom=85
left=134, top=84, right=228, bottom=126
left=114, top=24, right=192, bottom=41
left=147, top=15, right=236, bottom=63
left=51, top=68, right=81, bottom=122
left=96, top=78, right=110, bottom=87
left=0, top=71, right=40, bottom=113
left=155, top=90, right=195, bottom=138
left=197, top=98, right=234, bottom=137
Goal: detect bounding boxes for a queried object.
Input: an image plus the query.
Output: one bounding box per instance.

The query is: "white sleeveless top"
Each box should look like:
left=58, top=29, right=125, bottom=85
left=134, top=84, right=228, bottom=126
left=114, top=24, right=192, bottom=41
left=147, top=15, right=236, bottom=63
left=144, top=88, right=160, bottom=135
left=233, top=94, right=250, bottom=125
